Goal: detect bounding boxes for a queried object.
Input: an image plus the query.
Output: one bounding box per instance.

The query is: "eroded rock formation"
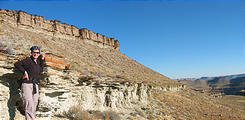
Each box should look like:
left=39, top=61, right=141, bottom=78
left=45, top=53, right=71, bottom=70
left=0, top=9, right=120, bottom=50
left=0, top=52, right=185, bottom=120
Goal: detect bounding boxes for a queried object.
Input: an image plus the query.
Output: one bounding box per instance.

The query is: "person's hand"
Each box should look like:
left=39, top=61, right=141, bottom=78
left=41, top=53, right=45, bottom=60
left=22, top=72, right=29, bottom=80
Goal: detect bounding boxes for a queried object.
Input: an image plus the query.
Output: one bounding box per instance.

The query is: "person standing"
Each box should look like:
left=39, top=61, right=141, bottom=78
left=14, top=46, right=45, bottom=120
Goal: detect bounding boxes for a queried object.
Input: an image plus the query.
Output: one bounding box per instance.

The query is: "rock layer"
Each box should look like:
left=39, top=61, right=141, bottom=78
left=0, top=9, right=120, bottom=50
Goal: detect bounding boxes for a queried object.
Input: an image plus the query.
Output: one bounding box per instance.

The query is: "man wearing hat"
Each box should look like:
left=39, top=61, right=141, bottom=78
left=14, top=46, right=45, bottom=120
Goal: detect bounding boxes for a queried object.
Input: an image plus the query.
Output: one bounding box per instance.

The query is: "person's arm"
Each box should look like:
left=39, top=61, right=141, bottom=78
left=14, top=58, right=29, bottom=80
left=14, top=58, right=27, bottom=74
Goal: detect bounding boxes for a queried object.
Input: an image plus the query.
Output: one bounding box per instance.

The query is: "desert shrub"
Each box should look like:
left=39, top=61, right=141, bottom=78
left=64, top=106, right=94, bottom=120
left=104, top=111, right=121, bottom=120
left=63, top=104, right=121, bottom=120
left=90, top=110, right=121, bottom=120
left=64, top=106, right=121, bottom=120
left=74, top=111, right=93, bottom=120
left=89, top=110, right=104, bottom=119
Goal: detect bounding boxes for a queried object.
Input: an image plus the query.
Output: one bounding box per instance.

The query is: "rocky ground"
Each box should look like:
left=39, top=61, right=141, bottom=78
left=149, top=87, right=245, bottom=120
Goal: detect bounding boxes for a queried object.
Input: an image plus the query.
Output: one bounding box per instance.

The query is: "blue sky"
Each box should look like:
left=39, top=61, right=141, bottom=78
left=0, top=0, right=244, bottom=79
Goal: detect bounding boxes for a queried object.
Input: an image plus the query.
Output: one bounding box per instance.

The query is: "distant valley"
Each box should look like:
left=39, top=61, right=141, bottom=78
left=178, top=73, right=245, bottom=96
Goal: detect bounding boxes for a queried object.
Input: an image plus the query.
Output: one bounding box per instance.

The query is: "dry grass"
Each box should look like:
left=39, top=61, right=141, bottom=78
left=219, top=95, right=245, bottom=110
left=149, top=88, right=245, bottom=120
left=63, top=106, right=121, bottom=120
left=63, top=106, right=94, bottom=120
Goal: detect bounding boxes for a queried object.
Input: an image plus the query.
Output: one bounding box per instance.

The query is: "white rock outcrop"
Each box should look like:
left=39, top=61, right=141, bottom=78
left=0, top=54, right=185, bottom=119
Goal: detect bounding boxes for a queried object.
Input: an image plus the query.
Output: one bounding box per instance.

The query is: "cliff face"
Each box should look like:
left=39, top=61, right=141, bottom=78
left=0, top=9, right=119, bottom=50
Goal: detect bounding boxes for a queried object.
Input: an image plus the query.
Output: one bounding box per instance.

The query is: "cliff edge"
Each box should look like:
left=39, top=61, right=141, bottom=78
left=0, top=9, right=119, bottom=50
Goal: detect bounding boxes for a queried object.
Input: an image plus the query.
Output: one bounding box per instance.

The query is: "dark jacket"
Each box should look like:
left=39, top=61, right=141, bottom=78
left=14, top=56, right=45, bottom=83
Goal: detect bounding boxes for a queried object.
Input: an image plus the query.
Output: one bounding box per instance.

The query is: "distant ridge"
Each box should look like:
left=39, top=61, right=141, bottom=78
left=177, top=73, right=245, bottom=81
left=198, top=73, right=245, bottom=80
left=179, top=73, right=245, bottom=96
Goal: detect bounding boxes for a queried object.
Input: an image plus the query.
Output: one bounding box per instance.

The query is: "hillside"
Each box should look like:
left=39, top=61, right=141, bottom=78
left=0, top=8, right=177, bottom=87
left=0, top=9, right=245, bottom=120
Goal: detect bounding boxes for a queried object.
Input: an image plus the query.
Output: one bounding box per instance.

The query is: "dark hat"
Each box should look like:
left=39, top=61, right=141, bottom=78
left=30, top=46, right=40, bottom=51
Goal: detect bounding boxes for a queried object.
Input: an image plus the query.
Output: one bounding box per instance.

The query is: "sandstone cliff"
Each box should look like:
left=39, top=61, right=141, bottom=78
left=0, top=9, right=244, bottom=120
left=0, top=9, right=119, bottom=51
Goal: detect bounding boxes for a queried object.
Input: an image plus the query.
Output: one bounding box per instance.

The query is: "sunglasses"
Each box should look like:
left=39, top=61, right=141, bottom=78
left=32, top=52, right=40, bottom=54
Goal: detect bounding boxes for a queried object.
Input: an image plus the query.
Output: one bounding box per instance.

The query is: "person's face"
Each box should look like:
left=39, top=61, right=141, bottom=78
left=31, top=49, right=40, bottom=59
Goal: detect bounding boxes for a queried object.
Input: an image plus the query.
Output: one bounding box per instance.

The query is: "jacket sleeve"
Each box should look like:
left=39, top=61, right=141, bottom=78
left=14, top=58, right=28, bottom=74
